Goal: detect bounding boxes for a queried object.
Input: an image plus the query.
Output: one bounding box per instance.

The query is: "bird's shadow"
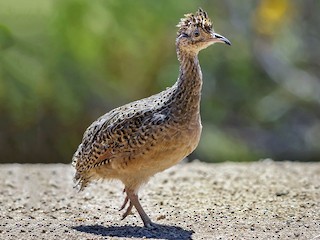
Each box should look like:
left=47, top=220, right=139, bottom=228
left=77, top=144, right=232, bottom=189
left=72, top=223, right=193, bottom=240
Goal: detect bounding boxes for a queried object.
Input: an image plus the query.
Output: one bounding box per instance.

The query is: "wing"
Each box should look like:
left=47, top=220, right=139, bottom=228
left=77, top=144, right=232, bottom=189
left=72, top=92, right=171, bottom=174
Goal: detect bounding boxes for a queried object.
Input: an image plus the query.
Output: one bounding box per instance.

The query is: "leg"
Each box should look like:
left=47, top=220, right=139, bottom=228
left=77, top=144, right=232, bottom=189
left=119, top=195, right=129, bottom=211
left=121, top=201, right=133, bottom=220
left=125, top=188, right=153, bottom=227
left=119, top=192, right=133, bottom=219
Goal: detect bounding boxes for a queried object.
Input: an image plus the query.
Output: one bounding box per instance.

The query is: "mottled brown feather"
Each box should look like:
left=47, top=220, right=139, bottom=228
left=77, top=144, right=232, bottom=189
left=72, top=8, right=230, bottom=227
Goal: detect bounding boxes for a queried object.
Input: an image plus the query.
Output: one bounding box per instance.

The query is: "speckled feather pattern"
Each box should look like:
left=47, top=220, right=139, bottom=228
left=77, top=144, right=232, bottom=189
left=72, top=61, right=202, bottom=191
left=72, top=8, right=216, bottom=193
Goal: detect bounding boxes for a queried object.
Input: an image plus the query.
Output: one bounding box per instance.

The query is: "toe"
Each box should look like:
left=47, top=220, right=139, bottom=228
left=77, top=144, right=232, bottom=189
left=145, top=221, right=157, bottom=229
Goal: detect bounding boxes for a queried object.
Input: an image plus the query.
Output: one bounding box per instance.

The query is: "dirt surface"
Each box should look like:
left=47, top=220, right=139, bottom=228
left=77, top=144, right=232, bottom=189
left=0, top=160, right=319, bottom=240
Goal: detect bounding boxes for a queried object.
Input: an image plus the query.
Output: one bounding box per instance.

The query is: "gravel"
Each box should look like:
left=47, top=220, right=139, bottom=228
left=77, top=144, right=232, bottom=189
left=0, top=160, right=319, bottom=240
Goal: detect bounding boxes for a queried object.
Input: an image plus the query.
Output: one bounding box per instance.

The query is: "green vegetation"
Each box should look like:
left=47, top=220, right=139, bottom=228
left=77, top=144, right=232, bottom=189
left=0, top=0, right=319, bottom=163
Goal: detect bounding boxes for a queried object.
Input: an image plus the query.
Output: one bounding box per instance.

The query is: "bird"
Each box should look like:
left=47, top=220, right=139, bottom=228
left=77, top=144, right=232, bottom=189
left=72, top=8, right=230, bottom=227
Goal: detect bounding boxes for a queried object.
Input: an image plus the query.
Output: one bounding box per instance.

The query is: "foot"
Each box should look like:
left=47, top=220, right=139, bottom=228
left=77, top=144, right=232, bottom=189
left=145, top=221, right=158, bottom=229
left=123, top=188, right=153, bottom=227
left=119, top=195, right=133, bottom=220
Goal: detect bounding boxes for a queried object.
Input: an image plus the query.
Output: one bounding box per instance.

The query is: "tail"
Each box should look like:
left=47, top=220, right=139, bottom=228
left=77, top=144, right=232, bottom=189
left=72, top=153, right=92, bottom=192
left=74, top=171, right=92, bottom=192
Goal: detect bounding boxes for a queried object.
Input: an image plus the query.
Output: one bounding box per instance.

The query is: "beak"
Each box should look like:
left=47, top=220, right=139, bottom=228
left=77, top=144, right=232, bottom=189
left=211, top=33, right=231, bottom=46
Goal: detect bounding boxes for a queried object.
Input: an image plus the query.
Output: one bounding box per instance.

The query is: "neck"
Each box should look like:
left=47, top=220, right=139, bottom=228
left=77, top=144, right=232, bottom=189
left=177, top=49, right=202, bottom=92
left=170, top=47, right=202, bottom=117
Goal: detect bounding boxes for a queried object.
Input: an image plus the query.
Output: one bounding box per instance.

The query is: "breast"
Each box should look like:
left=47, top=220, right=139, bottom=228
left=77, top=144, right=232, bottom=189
left=140, top=116, right=202, bottom=173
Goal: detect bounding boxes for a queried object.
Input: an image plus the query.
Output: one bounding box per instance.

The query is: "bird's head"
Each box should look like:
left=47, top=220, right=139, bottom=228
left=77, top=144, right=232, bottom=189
left=176, top=8, right=231, bottom=55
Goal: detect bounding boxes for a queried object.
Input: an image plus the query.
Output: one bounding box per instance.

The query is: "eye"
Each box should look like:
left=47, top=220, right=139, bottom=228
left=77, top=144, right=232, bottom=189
left=181, top=33, right=189, bottom=38
left=194, top=29, right=200, bottom=38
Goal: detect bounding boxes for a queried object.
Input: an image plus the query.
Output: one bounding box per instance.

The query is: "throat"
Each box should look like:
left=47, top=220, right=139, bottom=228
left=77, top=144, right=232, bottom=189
left=170, top=51, right=203, bottom=116
left=177, top=53, right=202, bottom=93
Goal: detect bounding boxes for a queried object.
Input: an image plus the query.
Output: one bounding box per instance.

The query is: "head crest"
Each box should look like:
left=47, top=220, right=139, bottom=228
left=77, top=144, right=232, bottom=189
left=177, top=8, right=213, bottom=35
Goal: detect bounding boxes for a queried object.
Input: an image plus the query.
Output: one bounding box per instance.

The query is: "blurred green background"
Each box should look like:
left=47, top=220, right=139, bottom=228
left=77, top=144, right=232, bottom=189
left=0, top=0, right=319, bottom=164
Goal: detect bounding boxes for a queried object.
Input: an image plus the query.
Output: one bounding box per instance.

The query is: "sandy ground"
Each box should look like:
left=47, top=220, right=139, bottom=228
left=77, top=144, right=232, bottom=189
left=0, top=160, right=319, bottom=240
